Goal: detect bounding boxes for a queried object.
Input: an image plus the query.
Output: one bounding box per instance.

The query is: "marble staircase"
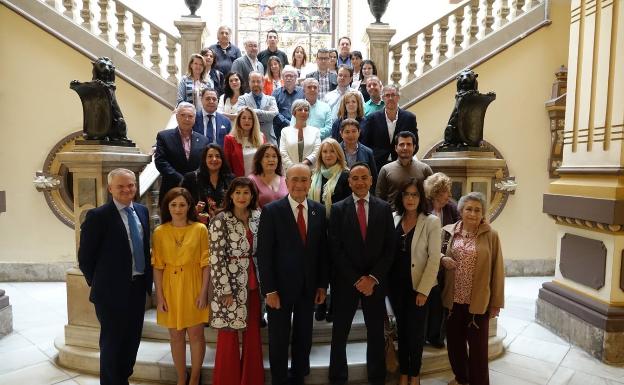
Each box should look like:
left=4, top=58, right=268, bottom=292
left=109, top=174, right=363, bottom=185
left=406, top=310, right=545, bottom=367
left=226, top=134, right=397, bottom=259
left=55, top=309, right=505, bottom=384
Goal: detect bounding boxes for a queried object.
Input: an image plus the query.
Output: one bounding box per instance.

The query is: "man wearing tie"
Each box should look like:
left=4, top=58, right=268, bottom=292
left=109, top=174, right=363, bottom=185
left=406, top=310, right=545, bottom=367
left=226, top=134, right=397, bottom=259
left=328, top=162, right=395, bottom=385
left=257, top=163, right=329, bottom=385
left=78, top=168, right=152, bottom=385
left=192, top=88, right=231, bottom=147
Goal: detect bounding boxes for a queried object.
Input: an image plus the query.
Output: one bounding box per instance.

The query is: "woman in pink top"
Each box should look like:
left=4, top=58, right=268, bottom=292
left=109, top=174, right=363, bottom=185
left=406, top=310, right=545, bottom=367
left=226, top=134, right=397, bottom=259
left=440, top=192, right=504, bottom=385
left=248, top=143, right=288, bottom=208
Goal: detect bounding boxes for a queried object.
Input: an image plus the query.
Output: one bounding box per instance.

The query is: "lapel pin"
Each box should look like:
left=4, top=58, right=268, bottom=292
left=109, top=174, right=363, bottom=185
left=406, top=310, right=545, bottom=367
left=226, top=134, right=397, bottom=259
left=311, top=210, right=316, bottom=216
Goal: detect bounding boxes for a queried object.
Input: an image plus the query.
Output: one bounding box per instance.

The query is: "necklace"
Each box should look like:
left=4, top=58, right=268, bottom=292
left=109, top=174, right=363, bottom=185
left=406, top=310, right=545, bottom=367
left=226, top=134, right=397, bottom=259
left=171, top=225, right=187, bottom=248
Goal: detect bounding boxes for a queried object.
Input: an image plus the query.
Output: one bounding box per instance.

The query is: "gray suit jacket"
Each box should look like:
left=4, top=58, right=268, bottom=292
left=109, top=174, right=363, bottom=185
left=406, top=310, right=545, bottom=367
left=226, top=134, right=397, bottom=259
left=231, top=55, right=264, bottom=93
left=236, top=92, right=279, bottom=144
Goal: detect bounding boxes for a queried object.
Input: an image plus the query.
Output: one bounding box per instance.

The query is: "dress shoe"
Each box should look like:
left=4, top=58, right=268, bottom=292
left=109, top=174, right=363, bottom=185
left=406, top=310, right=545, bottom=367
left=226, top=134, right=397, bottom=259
left=315, top=303, right=327, bottom=321
left=428, top=339, right=445, bottom=349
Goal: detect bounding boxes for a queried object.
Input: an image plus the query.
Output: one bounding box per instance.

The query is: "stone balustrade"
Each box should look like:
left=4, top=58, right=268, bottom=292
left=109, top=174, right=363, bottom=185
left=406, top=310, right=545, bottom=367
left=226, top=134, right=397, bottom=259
left=43, top=0, right=181, bottom=84
left=388, top=0, right=545, bottom=87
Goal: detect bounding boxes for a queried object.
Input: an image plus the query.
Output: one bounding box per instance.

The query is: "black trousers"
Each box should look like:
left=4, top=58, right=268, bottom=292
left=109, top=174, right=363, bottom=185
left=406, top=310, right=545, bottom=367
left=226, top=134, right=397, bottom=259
left=94, top=277, right=147, bottom=385
left=388, top=287, right=427, bottom=376
left=425, top=284, right=446, bottom=344
left=329, top=283, right=386, bottom=385
left=267, top=292, right=315, bottom=385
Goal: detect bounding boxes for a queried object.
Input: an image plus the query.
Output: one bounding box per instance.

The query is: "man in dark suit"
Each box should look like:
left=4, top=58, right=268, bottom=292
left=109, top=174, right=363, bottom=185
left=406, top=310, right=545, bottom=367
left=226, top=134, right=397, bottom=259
left=155, top=102, right=210, bottom=203
left=257, top=163, right=328, bottom=385
left=339, top=118, right=378, bottom=190
left=361, top=85, right=419, bottom=173
left=328, top=162, right=395, bottom=385
left=78, top=168, right=152, bottom=385
left=306, top=48, right=338, bottom=100
left=192, top=88, right=231, bottom=147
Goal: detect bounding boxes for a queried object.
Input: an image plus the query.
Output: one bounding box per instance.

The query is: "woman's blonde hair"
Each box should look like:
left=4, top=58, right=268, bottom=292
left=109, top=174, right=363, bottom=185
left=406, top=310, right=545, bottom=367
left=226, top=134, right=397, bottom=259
left=314, top=138, right=347, bottom=172
left=337, top=91, right=364, bottom=120
left=185, top=53, right=206, bottom=79
left=424, top=172, right=452, bottom=199
left=231, top=107, right=263, bottom=147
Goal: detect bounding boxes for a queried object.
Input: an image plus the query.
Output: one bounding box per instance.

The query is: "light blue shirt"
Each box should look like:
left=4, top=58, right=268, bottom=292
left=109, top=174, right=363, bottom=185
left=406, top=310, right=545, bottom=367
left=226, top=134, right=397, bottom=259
left=113, top=199, right=144, bottom=276
left=290, top=99, right=333, bottom=140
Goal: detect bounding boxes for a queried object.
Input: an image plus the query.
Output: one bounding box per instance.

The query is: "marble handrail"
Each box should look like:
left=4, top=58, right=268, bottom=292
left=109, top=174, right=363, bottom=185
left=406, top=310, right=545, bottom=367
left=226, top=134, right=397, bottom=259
left=48, top=0, right=181, bottom=84
left=388, top=0, right=545, bottom=87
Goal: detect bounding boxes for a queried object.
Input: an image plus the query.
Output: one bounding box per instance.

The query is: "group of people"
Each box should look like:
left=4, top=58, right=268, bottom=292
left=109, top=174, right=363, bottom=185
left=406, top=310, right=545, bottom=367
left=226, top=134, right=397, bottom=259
left=78, top=26, right=505, bottom=385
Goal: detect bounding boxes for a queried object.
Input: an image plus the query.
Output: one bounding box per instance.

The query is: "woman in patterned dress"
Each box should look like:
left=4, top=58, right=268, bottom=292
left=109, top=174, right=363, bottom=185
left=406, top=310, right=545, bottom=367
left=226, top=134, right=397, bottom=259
left=440, top=192, right=505, bottom=385
left=209, top=177, right=264, bottom=385
left=152, top=187, right=210, bottom=385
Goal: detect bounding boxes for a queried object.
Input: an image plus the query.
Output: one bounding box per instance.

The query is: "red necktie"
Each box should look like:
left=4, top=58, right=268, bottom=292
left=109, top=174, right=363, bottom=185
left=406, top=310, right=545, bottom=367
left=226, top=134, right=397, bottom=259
left=357, top=199, right=367, bottom=241
left=297, top=204, right=307, bottom=245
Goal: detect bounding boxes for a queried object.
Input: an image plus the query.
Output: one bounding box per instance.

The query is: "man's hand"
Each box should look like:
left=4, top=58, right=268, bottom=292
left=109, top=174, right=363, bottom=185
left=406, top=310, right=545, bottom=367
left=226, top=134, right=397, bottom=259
left=314, top=288, right=327, bottom=304
left=266, top=292, right=281, bottom=309
left=355, top=276, right=376, bottom=296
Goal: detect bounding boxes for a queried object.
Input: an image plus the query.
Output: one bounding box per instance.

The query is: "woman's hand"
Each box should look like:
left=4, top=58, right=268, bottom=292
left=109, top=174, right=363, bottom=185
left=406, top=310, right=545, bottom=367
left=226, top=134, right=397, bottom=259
left=196, top=292, right=208, bottom=309
left=220, top=294, right=234, bottom=308
left=441, top=256, right=457, bottom=270
left=488, top=306, right=500, bottom=318
left=157, top=296, right=168, bottom=313
left=415, top=293, right=428, bottom=307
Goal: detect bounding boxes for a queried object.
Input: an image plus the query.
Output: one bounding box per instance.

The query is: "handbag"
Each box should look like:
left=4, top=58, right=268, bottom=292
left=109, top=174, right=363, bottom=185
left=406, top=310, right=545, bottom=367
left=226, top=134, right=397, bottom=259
left=384, top=315, right=399, bottom=373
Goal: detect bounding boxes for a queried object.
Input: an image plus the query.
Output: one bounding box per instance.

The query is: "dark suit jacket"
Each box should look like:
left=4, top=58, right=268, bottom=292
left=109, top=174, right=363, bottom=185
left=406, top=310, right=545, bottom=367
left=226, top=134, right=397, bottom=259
left=256, top=197, right=328, bottom=306
left=306, top=71, right=338, bottom=92
left=192, top=111, right=231, bottom=147
left=341, top=142, right=378, bottom=190
left=329, top=195, right=395, bottom=287
left=78, top=201, right=152, bottom=308
left=361, top=108, right=418, bottom=172
left=155, top=128, right=210, bottom=202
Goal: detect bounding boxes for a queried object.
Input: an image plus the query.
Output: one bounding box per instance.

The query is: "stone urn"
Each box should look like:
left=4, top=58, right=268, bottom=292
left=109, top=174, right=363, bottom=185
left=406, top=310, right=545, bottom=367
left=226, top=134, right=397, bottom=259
left=184, top=0, right=202, bottom=17
left=368, top=0, right=390, bottom=24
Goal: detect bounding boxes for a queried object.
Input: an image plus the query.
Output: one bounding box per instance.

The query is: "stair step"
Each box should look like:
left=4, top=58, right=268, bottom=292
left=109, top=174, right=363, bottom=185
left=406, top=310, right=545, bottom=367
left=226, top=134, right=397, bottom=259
left=56, top=327, right=506, bottom=384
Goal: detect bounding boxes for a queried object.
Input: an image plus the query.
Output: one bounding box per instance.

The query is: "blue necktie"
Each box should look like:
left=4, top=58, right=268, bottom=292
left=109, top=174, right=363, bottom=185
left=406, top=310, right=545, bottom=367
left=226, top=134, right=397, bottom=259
left=206, top=114, right=215, bottom=143
left=124, top=206, right=145, bottom=274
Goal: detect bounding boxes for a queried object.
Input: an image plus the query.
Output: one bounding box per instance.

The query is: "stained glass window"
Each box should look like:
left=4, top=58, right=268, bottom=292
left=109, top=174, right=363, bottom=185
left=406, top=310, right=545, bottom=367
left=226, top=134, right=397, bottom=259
left=236, top=0, right=335, bottom=61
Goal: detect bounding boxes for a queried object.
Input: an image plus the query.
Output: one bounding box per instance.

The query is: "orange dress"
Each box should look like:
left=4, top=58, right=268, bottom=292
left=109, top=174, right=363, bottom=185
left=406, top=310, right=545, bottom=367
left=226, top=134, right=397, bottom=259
left=152, top=222, right=210, bottom=330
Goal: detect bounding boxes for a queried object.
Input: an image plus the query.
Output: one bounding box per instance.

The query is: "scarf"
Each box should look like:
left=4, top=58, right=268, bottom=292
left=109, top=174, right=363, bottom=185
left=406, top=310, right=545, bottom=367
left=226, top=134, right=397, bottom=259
left=309, top=163, right=342, bottom=217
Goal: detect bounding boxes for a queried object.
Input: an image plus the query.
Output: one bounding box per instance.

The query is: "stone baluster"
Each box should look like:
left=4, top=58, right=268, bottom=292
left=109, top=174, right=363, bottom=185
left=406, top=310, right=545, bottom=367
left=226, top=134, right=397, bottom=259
left=132, top=15, right=144, bottom=64
left=421, top=26, right=434, bottom=73
left=80, top=0, right=92, bottom=30
left=497, top=0, right=510, bottom=27
left=115, top=2, right=127, bottom=53
left=97, top=0, right=110, bottom=42
left=166, top=37, right=179, bottom=84
left=437, top=16, right=449, bottom=64
left=149, top=25, right=162, bottom=74
left=528, top=0, right=540, bottom=9
left=453, top=7, right=465, bottom=55
left=406, top=36, right=418, bottom=82
left=482, top=0, right=494, bottom=35
left=391, top=46, right=403, bottom=87
left=467, top=0, right=480, bottom=46
left=63, top=0, right=75, bottom=19
left=512, top=0, right=525, bottom=18
left=46, top=0, right=58, bottom=8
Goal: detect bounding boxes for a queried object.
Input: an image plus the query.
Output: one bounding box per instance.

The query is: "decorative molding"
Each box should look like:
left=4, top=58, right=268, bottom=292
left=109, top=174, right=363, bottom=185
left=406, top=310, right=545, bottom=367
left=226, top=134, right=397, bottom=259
left=543, top=194, right=624, bottom=227
left=33, top=172, right=62, bottom=191
left=547, top=214, right=624, bottom=233
left=560, top=233, right=606, bottom=289
left=0, top=262, right=74, bottom=282
left=545, top=65, right=567, bottom=178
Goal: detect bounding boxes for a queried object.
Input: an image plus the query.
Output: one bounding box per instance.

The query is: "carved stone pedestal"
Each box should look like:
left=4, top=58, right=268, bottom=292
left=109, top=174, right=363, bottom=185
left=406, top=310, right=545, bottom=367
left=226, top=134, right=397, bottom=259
left=174, top=17, right=206, bottom=69
left=364, top=24, right=396, bottom=87
left=56, top=145, right=150, bottom=351
left=0, top=289, right=13, bottom=336
left=423, top=145, right=514, bottom=221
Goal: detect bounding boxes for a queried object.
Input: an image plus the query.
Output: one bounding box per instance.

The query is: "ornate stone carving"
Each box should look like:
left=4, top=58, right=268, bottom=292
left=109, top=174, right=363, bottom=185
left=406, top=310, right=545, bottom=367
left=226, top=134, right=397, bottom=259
left=33, top=173, right=62, bottom=191
left=545, top=66, right=567, bottom=178
left=441, top=68, right=496, bottom=150
left=70, top=57, right=133, bottom=145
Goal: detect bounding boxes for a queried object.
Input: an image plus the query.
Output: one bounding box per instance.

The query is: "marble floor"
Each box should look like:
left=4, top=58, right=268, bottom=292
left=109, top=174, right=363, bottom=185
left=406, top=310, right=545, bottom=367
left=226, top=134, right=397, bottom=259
left=1, top=277, right=623, bottom=384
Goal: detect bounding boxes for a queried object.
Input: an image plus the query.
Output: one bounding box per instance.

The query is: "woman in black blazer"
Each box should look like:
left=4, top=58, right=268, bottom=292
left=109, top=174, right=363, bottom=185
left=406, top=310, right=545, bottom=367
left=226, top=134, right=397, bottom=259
left=181, top=144, right=234, bottom=223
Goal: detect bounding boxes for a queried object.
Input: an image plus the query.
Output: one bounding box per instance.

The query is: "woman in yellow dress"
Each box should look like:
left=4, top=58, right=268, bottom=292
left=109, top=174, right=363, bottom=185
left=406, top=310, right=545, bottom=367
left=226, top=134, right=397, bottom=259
left=152, top=187, right=210, bottom=385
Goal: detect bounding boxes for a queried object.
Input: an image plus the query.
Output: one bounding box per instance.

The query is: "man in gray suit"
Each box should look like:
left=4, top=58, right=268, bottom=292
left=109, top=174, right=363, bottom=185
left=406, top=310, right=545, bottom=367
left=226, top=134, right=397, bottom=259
left=236, top=72, right=279, bottom=144
left=231, top=39, right=264, bottom=93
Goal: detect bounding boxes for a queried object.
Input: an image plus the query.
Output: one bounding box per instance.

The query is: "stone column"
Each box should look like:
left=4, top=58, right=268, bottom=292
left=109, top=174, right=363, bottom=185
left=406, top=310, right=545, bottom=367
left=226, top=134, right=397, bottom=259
left=174, top=17, right=206, bottom=69
left=538, top=0, right=624, bottom=364
left=57, top=145, right=150, bottom=349
left=364, top=24, right=396, bottom=86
